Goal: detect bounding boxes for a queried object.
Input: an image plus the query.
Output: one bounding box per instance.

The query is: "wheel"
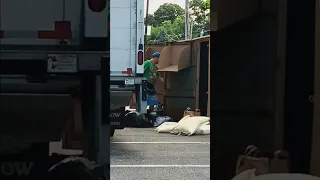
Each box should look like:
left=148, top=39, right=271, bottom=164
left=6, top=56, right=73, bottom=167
left=110, top=128, right=115, bottom=137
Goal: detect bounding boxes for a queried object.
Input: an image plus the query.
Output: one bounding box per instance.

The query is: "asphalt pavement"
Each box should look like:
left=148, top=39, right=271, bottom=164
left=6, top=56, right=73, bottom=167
left=110, top=128, right=210, bottom=180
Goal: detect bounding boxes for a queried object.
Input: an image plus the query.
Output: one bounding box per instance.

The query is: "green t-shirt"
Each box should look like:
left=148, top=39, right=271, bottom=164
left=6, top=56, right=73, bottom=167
left=143, top=60, right=160, bottom=85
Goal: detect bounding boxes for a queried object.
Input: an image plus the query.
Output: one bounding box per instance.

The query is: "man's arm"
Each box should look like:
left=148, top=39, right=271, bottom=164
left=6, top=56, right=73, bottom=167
left=157, top=72, right=164, bottom=83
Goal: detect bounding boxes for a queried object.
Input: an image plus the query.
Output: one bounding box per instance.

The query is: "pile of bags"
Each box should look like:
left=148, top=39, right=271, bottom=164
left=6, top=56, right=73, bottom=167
left=125, top=111, right=175, bottom=128
left=155, top=115, right=210, bottom=135
left=232, top=145, right=320, bottom=180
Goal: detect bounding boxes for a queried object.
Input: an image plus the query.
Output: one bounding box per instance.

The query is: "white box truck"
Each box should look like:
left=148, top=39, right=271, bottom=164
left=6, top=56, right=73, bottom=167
left=0, top=0, right=146, bottom=178
left=109, top=0, right=147, bottom=135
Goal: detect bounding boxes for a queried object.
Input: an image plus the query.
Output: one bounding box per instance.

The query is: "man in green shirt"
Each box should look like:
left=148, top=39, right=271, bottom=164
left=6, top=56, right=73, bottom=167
left=143, top=52, right=164, bottom=91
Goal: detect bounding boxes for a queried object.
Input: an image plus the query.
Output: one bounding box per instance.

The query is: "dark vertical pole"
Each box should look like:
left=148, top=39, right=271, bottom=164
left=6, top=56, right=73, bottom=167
left=144, top=0, right=149, bottom=44
left=283, top=0, right=315, bottom=173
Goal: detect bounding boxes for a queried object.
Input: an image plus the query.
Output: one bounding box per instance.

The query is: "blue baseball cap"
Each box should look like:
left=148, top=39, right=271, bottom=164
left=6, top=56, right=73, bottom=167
left=152, top=52, right=161, bottom=58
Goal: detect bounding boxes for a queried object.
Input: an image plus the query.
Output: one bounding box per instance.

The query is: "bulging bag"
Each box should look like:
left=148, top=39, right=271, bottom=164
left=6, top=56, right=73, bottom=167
left=235, top=145, right=289, bottom=176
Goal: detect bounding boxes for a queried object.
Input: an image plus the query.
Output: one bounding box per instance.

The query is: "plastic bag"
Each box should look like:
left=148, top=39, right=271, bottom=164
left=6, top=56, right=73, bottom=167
left=153, top=116, right=174, bottom=127
left=236, top=145, right=290, bottom=176
left=125, top=112, right=153, bottom=128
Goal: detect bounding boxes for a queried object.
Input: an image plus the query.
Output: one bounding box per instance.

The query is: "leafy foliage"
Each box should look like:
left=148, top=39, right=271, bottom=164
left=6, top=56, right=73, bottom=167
left=145, top=14, right=156, bottom=26
left=189, top=0, right=210, bottom=37
left=147, top=16, right=185, bottom=43
left=146, top=0, right=210, bottom=44
left=152, top=3, right=184, bottom=26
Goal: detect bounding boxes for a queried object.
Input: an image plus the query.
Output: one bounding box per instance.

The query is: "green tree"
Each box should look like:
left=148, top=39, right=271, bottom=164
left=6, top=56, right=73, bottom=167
left=144, top=14, right=156, bottom=26
left=189, top=0, right=210, bottom=38
left=153, top=3, right=184, bottom=26
left=147, top=16, right=185, bottom=44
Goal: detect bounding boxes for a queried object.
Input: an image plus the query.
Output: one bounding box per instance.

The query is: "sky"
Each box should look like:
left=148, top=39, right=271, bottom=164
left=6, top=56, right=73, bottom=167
left=144, top=0, right=185, bottom=14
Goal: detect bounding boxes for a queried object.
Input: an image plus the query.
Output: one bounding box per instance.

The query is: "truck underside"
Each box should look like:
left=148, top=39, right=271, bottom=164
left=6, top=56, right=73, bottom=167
left=0, top=51, right=114, bottom=178
left=0, top=0, right=146, bottom=178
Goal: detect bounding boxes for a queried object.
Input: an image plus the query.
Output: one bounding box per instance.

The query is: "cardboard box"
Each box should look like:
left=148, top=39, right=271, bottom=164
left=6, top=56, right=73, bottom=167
left=183, top=109, right=201, bottom=117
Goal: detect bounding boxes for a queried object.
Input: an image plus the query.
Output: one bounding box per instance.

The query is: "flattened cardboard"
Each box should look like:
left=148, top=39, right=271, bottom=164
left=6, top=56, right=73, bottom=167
left=157, top=43, right=191, bottom=72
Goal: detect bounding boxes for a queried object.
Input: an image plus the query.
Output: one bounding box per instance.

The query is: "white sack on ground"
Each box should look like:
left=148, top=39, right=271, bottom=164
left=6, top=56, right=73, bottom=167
left=231, top=171, right=320, bottom=180
left=155, top=122, right=178, bottom=133
left=195, top=122, right=210, bottom=135
left=179, top=115, right=191, bottom=122
left=250, top=173, right=320, bottom=180
left=231, top=169, right=256, bottom=180
left=171, top=116, right=210, bottom=136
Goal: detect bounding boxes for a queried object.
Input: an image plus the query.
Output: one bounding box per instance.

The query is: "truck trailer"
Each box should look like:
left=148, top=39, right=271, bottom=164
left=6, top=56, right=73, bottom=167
left=0, top=0, right=147, bottom=178
left=109, top=0, right=147, bottom=136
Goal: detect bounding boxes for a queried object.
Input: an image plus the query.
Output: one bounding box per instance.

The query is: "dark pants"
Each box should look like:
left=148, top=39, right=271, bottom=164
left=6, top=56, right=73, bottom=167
left=147, top=82, right=156, bottom=95
left=146, top=83, right=158, bottom=109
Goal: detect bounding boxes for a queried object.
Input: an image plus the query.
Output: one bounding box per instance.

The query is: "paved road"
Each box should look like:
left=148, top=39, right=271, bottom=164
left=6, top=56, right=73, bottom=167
left=111, top=128, right=210, bottom=180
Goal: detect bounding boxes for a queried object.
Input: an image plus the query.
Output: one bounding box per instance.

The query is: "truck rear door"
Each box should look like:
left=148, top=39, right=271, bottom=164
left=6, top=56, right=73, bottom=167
left=0, top=0, right=82, bottom=47
left=110, top=0, right=144, bottom=76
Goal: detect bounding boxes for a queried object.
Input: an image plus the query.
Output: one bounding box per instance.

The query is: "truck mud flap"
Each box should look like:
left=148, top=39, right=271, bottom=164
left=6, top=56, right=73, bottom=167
left=61, top=99, right=83, bottom=150
left=62, top=95, right=129, bottom=149
left=110, top=89, right=133, bottom=129
left=110, top=107, right=126, bottom=129
left=0, top=143, right=49, bottom=179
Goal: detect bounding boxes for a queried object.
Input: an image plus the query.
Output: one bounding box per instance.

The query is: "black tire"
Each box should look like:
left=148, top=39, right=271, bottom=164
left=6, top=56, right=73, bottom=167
left=110, top=128, right=115, bottom=137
